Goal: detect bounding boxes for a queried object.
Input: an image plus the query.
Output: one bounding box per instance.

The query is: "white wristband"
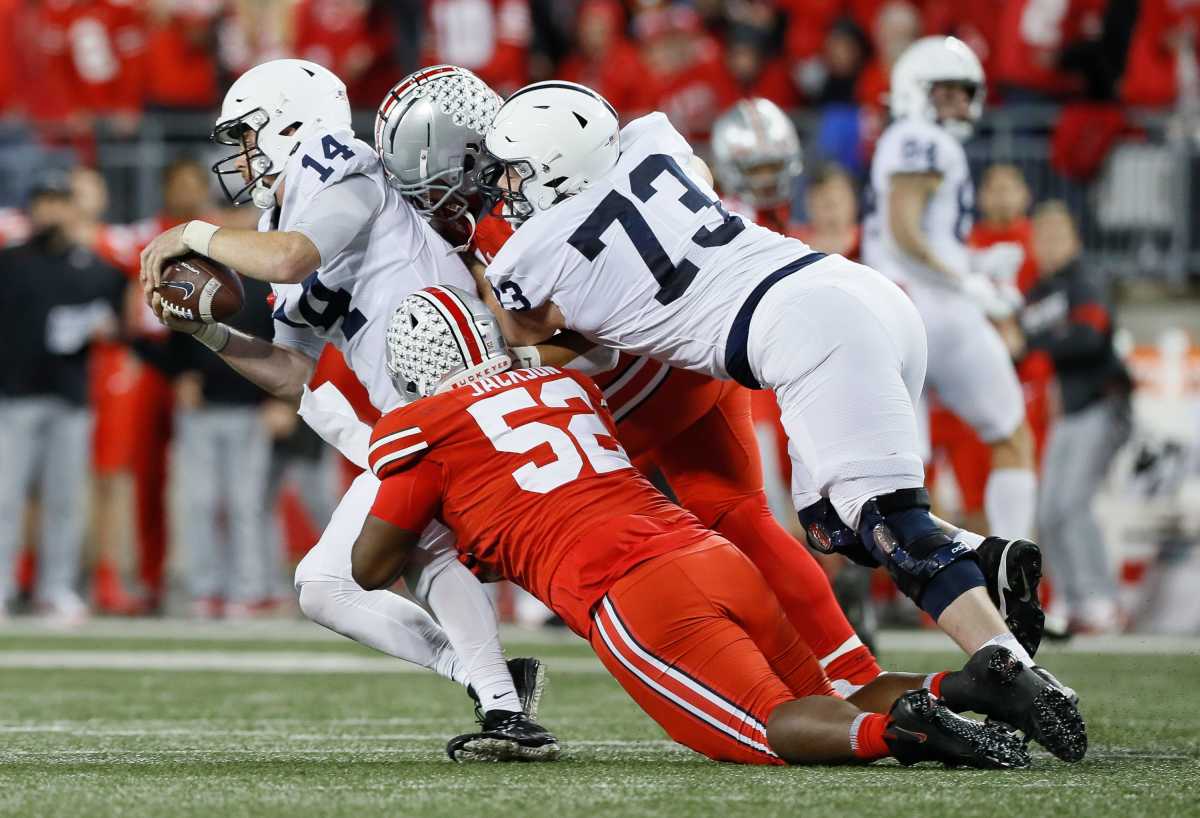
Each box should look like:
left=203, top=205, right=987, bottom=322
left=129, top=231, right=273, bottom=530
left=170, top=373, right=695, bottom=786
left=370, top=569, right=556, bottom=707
left=192, top=322, right=231, bottom=352
left=182, top=220, right=220, bottom=257
left=510, top=345, right=542, bottom=369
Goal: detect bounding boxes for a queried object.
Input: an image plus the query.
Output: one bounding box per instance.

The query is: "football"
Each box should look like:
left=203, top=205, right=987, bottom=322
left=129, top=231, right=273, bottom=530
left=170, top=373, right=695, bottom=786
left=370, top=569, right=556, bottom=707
left=157, top=253, right=245, bottom=324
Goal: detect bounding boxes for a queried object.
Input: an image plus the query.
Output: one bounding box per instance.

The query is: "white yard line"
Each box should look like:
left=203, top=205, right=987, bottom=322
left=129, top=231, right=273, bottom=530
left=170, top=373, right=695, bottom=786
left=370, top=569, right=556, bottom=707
left=0, top=650, right=608, bottom=674
left=0, top=618, right=1197, bottom=655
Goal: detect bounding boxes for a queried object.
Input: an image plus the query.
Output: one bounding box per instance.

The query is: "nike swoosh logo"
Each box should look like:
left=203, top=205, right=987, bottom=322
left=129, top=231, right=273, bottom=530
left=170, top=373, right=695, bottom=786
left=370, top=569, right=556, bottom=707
left=491, top=693, right=506, bottom=700
left=1015, top=568, right=1033, bottom=603
left=159, top=280, right=195, bottom=299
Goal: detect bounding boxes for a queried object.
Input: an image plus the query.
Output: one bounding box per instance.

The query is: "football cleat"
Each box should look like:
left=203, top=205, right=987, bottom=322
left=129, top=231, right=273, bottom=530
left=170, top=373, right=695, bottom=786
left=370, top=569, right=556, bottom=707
left=977, top=537, right=1045, bottom=658
left=446, top=710, right=561, bottom=763
left=467, top=657, right=547, bottom=722
left=940, top=645, right=1087, bottom=762
left=884, top=690, right=1031, bottom=769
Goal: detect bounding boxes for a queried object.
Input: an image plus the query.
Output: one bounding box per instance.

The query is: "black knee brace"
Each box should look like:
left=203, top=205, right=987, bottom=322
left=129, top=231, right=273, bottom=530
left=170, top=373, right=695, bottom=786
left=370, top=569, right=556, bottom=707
left=797, top=499, right=879, bottom=568
left=856, top=488, right=978, bottom=603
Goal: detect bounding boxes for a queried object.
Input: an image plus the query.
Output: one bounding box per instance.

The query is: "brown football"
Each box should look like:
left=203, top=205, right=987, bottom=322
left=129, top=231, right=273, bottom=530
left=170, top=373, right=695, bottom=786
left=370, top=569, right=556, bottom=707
left=157, top=253, right=245, bottom=324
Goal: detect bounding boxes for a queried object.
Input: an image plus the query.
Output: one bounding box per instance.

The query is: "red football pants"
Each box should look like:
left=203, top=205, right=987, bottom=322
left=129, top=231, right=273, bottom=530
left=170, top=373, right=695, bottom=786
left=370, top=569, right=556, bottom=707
left=651, top=384, right=881, bottom=687
left=590, top=538, right=835, bottom=765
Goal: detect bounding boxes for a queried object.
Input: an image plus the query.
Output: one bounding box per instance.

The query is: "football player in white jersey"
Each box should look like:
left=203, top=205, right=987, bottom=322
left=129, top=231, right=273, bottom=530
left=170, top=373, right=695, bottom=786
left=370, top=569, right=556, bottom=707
left=473, top=80, right=1086, bottom=762
left=137, top=59, right=559, bottom=761
left=861, top=37, right=1039, bottom=553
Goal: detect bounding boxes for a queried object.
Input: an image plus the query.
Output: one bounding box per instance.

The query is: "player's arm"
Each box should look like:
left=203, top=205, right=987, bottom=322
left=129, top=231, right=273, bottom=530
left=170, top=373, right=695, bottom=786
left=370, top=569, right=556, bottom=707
left=148, top=291, right=317, bottom=401
left=352, top=516, right=422, bottom=591
left=464, top=253, right=566, bottom=345
left=689, top=155, right=714, bottom=187
left=352, top=456, right=443, bottom=590
left=888, top=171, right=963, bottom=285
left=140, top=174, right=381, bottom=292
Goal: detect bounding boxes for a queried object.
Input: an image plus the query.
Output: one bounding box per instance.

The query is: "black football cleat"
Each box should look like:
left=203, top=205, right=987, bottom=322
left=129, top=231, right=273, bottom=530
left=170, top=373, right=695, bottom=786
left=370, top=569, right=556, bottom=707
left=467, top=657, right=547, bottom=722
left=884, top=690, right=1031, bottom=769
left=940, top=645, right=1087, bottom=762
left=446, top=710, right=561, bottom=763
left=977, top=537, right=1045, bottom=658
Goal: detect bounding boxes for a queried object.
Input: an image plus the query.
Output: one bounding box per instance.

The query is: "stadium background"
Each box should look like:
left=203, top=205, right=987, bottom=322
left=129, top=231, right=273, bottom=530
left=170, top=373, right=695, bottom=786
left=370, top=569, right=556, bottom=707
left=1, top=0, right=1199, bottom=632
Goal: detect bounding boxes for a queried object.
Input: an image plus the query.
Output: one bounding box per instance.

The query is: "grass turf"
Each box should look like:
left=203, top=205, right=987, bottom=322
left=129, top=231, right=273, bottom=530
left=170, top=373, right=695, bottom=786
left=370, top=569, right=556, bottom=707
left=0, top=628, right=1197, bottom=818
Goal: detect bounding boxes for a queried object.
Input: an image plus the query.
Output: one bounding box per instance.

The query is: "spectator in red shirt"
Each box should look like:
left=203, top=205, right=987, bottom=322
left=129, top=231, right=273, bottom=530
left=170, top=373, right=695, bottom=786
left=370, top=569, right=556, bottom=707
left=631, top=5, right=737, bottom=141
left=293, top=0, right=399, bottom=108
left=33, top=0, right=148, bottom=136
left=1122, top=0, right=1200, bottom=108
left=556, top=0, right=648, bottom=119
left=721, top=6, right=800, bottom=110
left=856, top=0, right=921, bottom=109
left=796, top=162, right=862, bottom=259
left=144, top=0, right=222, bottom=111
left=421, top=0, right=531, bottom=96
left=992, top=0, right=1107, bottom=100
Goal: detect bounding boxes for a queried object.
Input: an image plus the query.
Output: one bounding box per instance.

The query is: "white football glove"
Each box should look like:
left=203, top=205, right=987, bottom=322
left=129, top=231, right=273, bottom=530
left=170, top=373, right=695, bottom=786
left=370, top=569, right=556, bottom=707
left=969, top=242, right=1025, bottom=287
left=961, top=273, right=1019, bottom=320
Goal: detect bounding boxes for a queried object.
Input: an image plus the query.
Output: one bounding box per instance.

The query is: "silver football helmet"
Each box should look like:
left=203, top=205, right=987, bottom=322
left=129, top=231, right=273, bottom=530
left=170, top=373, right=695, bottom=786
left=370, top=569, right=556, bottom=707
left=374, top=65, right=502, bottom=242
left=711, top=98, right=802, bottom=209
left=386, top=285, right=512, bottom=402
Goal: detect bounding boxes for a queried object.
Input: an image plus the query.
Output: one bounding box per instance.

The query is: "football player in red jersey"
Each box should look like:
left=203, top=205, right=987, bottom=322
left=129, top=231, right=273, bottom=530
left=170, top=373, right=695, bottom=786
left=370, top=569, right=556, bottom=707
left=375, top=67, right=881, bottom=695
left=352, top=283, right=1033, bottom=769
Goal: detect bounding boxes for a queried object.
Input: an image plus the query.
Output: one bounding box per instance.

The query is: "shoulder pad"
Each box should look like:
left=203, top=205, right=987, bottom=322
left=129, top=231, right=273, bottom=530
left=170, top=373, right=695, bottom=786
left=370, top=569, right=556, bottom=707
left=368, top=410, right=430, bottom=478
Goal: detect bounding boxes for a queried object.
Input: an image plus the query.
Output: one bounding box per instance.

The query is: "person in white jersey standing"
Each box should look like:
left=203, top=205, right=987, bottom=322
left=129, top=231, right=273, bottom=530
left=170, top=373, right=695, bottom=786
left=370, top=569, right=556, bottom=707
left=862, top=37, right=1039, bottom=559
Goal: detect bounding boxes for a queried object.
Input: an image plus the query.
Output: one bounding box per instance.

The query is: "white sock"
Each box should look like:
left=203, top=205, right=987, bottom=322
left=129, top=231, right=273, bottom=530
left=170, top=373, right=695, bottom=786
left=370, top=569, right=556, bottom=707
left=420, top=559, right=522, bottom=713
left=982, top=631, right=1034, bottom=667
left=931, top=514, right=986, bottom=550
left=296, top=580, right=467, bottom=684
left=984, top=468, right=1037, bottom=540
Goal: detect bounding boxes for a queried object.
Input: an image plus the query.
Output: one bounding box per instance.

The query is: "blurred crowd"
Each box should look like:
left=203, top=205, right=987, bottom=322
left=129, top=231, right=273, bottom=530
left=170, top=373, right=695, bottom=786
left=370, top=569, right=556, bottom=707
left=0, top=0, right=1171, bottom=630
left=0, top=0, right=1188, bottom=143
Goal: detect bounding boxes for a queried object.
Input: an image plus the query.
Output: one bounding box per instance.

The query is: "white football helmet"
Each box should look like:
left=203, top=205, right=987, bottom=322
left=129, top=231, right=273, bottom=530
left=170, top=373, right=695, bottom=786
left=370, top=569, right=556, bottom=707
left=386, top=285, right=512, bottom=402
left=212, top=59, right=352, bottom=209
left=374, top=65, right=502, bottom=243
left=889, top=36, right=985, bottom=141
left=481, top=81, right=620, bottom=223
left=711, top=98, right=802, bottom=209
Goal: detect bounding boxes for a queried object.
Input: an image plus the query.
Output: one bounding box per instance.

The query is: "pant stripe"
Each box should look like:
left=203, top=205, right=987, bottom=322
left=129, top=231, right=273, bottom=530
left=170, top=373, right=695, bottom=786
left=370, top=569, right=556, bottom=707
left=818, top=633, right=864, bottom=669
left=594, top=597, right=777, bottom=758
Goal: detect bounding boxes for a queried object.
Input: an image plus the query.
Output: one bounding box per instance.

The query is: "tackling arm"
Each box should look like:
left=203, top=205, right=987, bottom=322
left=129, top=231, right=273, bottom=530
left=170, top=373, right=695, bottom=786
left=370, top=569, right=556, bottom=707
left=888, top=172, right=963, bottom=286
left=352, top=516, right=422, bottom=591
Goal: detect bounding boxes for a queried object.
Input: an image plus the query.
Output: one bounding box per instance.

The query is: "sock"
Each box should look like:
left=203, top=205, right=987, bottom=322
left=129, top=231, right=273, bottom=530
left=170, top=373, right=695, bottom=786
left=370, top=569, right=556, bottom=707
left=930, top=514, right=985, bottom=549
left=420, top=558, right=522, bottom=713
left=849, top=712, right=890, bottom=760
left=923, top=671, right=948, bottom=698
left=984, top=468, right=1037, bottom=540
left=982, top=631, right=1034, bottom=667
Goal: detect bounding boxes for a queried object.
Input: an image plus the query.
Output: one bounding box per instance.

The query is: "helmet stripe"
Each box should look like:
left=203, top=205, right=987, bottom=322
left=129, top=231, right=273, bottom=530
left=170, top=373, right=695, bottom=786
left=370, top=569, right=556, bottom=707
left=423, top=286, right=486, bottom=366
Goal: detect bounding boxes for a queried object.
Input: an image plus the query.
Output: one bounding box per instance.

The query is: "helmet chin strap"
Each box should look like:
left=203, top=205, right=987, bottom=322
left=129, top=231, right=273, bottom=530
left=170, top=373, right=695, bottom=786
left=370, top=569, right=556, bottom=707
left=251, top=172, right=282, bottom=209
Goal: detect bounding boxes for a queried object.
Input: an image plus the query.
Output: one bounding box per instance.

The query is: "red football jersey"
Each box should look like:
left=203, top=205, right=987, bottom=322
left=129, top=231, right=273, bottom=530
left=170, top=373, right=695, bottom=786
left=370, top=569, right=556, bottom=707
left=367, top=367, right=710, bottom=635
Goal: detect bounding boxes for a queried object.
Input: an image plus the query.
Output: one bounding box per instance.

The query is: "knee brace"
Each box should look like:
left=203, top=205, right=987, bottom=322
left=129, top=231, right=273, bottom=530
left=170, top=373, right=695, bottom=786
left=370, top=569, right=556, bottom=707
left=798, top=498, right=879, bottom=568
left=856, top=488, right=978, bottom=605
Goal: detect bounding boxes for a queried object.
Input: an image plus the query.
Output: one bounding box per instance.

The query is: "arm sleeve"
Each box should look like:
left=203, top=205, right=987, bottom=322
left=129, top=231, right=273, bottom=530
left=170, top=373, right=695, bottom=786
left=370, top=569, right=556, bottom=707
left=369, top=458, right=444, bottom=533
left=1026, top=277, right=1112, bottom=365
left=289, top=173, right=382, bottom=267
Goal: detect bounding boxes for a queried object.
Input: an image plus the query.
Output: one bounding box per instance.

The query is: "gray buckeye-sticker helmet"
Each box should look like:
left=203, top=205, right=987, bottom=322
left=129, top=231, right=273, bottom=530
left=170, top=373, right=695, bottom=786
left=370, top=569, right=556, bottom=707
left=374, top=65, right=502, bottom=238
left=711, top=97, right=802, bottom=209
left=385, top=285, right=512, bottom=403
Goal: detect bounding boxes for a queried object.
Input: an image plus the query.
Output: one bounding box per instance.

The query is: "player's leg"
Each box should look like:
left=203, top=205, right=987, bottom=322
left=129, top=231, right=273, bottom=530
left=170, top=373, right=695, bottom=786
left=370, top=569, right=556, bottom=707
left=915, top=284, right=1036, bottom=541
left=0, top=400, right=47, bottom=611
left=655, top=383, right=880, bottom=690
left=223, top=408, right=276, bottom=609
left=590, top=539, right=1028, bottom=767
left=294, top=471, right=466, bottom=683
left=293, top=470, right=541, bottom=741
left=34, top=401, right=91, bottom=618
left=176, top=409, right=224, bottom=610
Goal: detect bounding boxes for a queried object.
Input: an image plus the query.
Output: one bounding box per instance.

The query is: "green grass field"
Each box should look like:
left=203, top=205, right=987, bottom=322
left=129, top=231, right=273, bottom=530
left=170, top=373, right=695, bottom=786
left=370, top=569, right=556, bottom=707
left=1, top=622, right=1197, bottom=818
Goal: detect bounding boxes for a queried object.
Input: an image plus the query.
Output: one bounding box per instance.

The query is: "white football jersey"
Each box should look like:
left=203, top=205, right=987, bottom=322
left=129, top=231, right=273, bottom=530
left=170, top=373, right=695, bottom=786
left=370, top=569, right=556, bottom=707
left=265, top=128, right=473, bottom=412
left=862, top=117, right=974, bottom=287
left=485, top=113, right=816, bottom=379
